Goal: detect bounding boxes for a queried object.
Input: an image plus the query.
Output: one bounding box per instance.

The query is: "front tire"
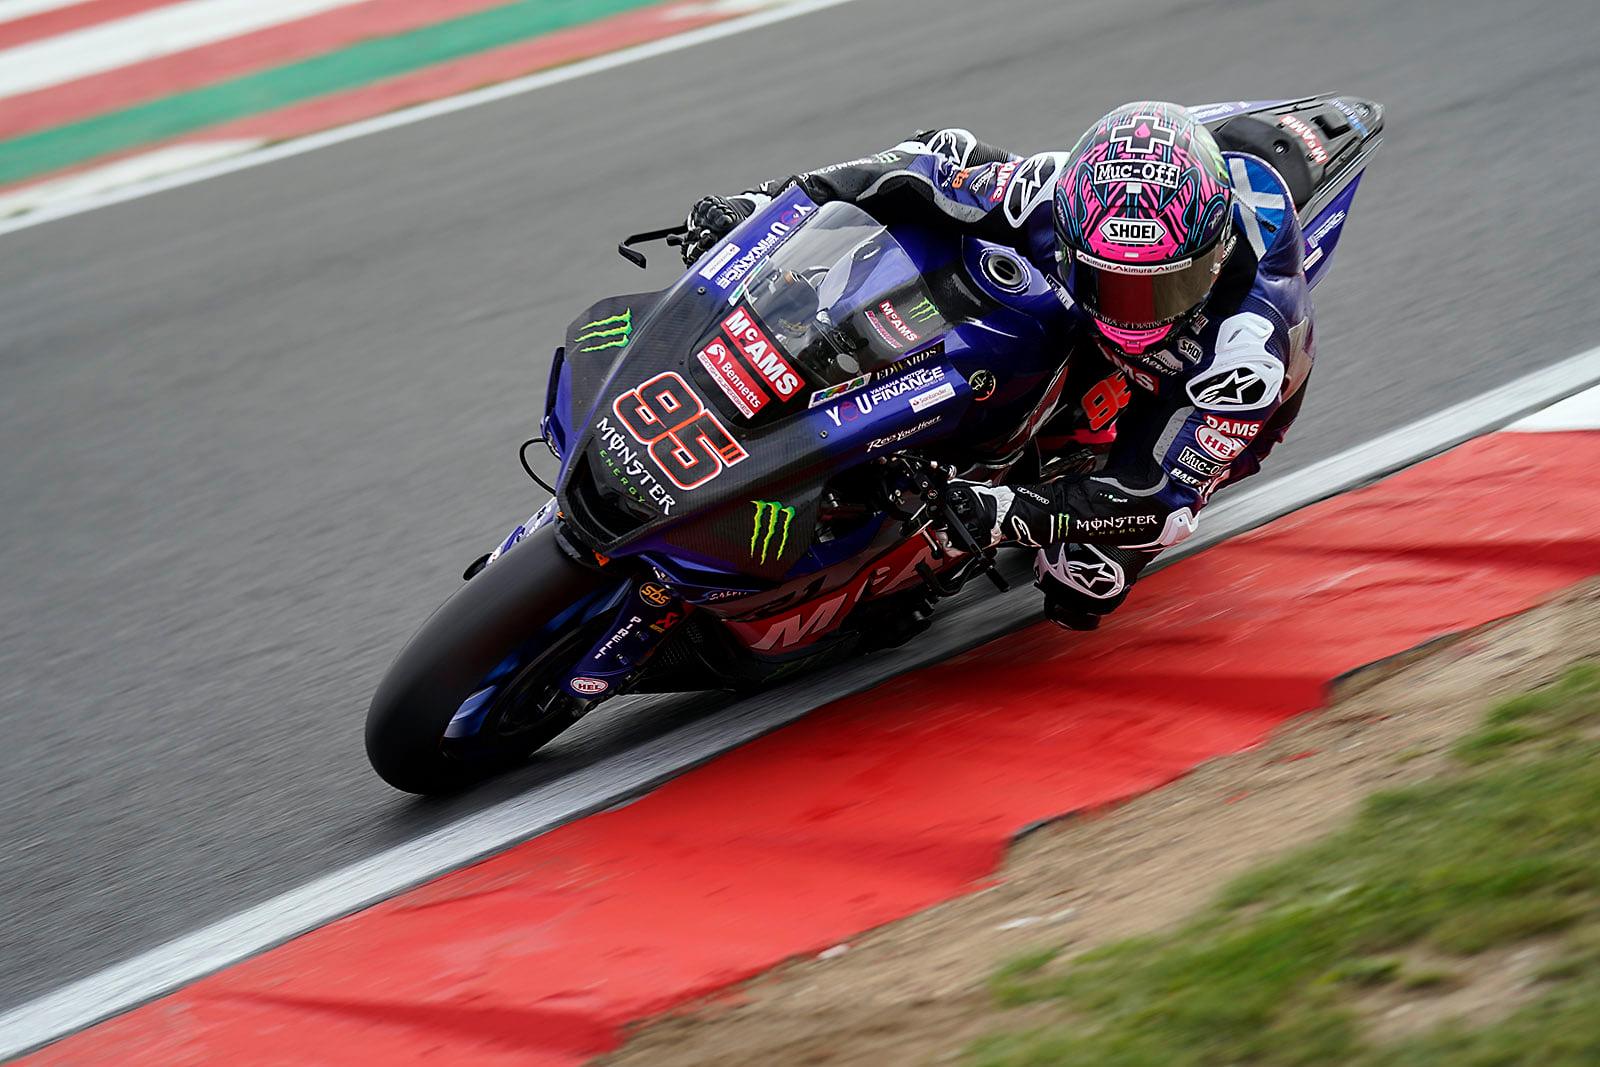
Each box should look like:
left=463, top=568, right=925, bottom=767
left=365, top=525, right=614, bottom=794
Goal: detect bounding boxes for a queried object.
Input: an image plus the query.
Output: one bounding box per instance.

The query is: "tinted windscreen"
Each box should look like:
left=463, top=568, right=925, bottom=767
left=737, top=203, right=951, bottom=387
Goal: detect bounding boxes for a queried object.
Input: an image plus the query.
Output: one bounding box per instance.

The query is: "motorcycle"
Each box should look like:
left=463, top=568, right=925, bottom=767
left=366, top=94, right=1384, bottom=794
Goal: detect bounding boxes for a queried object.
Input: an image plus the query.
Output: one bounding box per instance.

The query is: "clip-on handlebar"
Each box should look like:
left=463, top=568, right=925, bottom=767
left=880, top=457, right=1010, bottom=597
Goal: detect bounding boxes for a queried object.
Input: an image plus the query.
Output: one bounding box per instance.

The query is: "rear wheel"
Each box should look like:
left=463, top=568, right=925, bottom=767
left=364, top=525, right=617, bottom=794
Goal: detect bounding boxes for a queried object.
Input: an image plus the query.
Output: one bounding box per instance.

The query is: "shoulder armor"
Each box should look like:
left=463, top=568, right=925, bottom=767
left=921, top=128, right=980, bottom=167
left=1002, top=151, right=1071, bottom=227
left=1185, top=311, right=1286, bottom=411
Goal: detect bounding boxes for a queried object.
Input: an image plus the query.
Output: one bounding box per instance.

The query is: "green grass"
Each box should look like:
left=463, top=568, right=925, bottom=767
left=969, top=662, right=1600, bottom=1067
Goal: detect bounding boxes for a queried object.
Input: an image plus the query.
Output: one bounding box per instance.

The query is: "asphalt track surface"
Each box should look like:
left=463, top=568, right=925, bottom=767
left=3, top=0, right=1599, bottom=1015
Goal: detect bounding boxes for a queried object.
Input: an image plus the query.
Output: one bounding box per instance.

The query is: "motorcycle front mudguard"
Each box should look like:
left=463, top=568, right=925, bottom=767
left=364, top=523, right=622, bottom=794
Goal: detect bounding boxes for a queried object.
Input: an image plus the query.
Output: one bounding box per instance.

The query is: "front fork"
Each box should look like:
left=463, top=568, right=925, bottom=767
left=471, top=501, right=685, bottom=709
left=555, top=578, right=686, bottom=702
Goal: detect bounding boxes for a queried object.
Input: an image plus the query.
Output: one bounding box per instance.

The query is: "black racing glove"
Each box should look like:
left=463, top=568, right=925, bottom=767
left=942, top=481, right=1012, bottom=550
left=681, top=194, right=756, bottom=266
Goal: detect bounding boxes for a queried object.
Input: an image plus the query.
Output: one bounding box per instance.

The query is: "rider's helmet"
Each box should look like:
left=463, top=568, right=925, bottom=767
left=1053, top=101, right=1233, bottom=357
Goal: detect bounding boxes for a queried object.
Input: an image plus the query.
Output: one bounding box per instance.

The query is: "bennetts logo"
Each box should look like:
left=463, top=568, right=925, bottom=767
left=749, top=500, right=795, bottom=564
left=576, top=308, right=632, bottom=352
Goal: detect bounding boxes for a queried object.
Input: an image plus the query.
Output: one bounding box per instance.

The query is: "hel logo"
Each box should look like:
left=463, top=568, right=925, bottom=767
left=1099, top=217, right=1166, bottom=246
left=1195, top=424, right=1247, bottom=461
left=722, top=307, right=800, bottom=399
left=569, top=677, right=609, bottom=695
left=1109, top=116, right=1176, bottom=154
left=750, top=500, right=795, bottom=564
left=576, top=308, right=632, bottom=352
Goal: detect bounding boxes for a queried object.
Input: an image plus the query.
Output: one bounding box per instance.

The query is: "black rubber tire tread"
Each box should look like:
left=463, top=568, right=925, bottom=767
left=364, top=525, right=604, bottom=794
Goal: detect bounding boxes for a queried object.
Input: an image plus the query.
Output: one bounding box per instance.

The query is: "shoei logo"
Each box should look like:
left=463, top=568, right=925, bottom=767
left=750, top=500, right=795, bottom=564
left=1098, top=217, right=1166, bottom=246
left=576, top=308, right=632, bottom=352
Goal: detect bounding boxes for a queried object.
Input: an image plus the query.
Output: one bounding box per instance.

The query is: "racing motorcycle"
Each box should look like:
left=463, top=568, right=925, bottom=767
left=366, top=94, right=1384, bottom=793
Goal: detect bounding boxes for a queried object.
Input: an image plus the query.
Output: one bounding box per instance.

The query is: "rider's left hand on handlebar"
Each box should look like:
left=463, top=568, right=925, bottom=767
left=680, top=193, right=764, bottom=266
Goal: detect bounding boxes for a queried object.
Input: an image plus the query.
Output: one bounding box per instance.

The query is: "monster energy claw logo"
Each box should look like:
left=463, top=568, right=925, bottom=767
left=749, top=500, right=795, bottom=564
left=576, top=308, right=632, bottom=352
left=907, top=297, right=938, bottom=323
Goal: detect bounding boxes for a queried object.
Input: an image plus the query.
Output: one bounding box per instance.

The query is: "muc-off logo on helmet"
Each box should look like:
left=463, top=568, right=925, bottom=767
left=1091, top=159, right=1181, bottom=189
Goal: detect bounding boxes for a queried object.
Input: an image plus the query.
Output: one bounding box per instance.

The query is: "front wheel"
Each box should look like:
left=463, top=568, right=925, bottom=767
left=364, top=524, right=619, bottom=794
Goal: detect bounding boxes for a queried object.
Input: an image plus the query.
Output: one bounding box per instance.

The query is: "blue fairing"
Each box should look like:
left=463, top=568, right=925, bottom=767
left=532, top=172, right=1364, bottom=605
left=1303, top=173, right=1364, bottom=289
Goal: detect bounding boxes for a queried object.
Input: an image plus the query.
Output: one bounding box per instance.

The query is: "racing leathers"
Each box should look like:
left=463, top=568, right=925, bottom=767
left=689, top=127, right=1314, bottom=628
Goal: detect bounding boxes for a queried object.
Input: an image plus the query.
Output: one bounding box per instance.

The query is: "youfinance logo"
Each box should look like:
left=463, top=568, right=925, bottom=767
left=576, top=308, right=632, bottom=352
left=750, top=500, right=795, bottom=564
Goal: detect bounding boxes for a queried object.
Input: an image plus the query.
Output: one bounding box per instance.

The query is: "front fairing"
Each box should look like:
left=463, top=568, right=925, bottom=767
left=557, top=198, right=955, bottom=581
left=555, top=195, right=1079, bottom=589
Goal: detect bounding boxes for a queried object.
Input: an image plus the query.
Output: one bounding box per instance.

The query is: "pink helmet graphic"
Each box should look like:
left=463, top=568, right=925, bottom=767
left=1054, top=101, right=1233, bottom=355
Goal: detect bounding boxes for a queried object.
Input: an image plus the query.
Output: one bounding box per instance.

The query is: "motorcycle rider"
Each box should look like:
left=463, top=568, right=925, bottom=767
left=680, top=102, right=1313, bottom=630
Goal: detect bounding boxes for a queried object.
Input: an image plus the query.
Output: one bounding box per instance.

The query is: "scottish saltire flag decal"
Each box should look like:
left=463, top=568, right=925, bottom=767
left=1228, top=155, right=1290, bottom=259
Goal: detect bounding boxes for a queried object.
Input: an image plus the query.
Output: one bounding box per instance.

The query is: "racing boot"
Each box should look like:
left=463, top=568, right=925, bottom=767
left=1034, top=542, right=1158, bottom=630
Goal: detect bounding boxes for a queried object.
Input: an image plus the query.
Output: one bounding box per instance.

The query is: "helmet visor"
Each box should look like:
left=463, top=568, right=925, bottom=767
left=1071, top=239, right=1227, bottom=332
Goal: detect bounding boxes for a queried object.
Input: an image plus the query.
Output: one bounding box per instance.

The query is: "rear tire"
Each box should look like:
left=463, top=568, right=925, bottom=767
left=365, top=525, right=614, bottom=794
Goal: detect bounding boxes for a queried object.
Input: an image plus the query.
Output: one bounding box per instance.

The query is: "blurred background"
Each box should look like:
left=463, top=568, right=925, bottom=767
left=2, top=0, right=1599, bottom=1037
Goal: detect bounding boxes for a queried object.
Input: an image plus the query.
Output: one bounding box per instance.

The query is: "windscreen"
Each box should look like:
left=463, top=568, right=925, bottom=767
left=733, top=203, right=951, bottom=388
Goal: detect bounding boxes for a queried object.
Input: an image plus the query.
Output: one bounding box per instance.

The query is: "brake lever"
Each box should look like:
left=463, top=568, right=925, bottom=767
left=936, top=497, right=1010, bottom=592
left=882, top=456, right=1010, bottom=593
left=617, top=224, right=691, bottom=269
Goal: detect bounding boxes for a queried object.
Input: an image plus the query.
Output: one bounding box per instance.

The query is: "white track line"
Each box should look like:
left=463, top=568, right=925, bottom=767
left=0, top=0, right=95, bottom=23
left=4, top=343, right=1599, bottom=1060
left=0, top=0, right=369, bottom=99
left=1507, top=380, right=1600, bottom=431
left=0, top=139, right=261, bottom=217
left=0, top=0, right=868, bottom=238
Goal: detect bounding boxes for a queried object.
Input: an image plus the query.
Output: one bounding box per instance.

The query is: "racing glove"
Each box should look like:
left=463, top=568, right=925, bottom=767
left=680, top=193, right=768, bottom=265
left=944, top=481, right=1072, bottom=549
left=943, top=482, right=1015, bottom=549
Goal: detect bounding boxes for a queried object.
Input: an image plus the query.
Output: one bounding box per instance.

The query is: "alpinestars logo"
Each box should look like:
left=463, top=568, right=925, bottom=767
left=1003, top=152, right=1068, bottom=226
left=1066, top=559, right=1123, bottom=599
left=576, top=309, right=632, bottom=352
left=1191, top=366, right=1272, bottom=407
left=750, top=500, right=795, bottom=564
